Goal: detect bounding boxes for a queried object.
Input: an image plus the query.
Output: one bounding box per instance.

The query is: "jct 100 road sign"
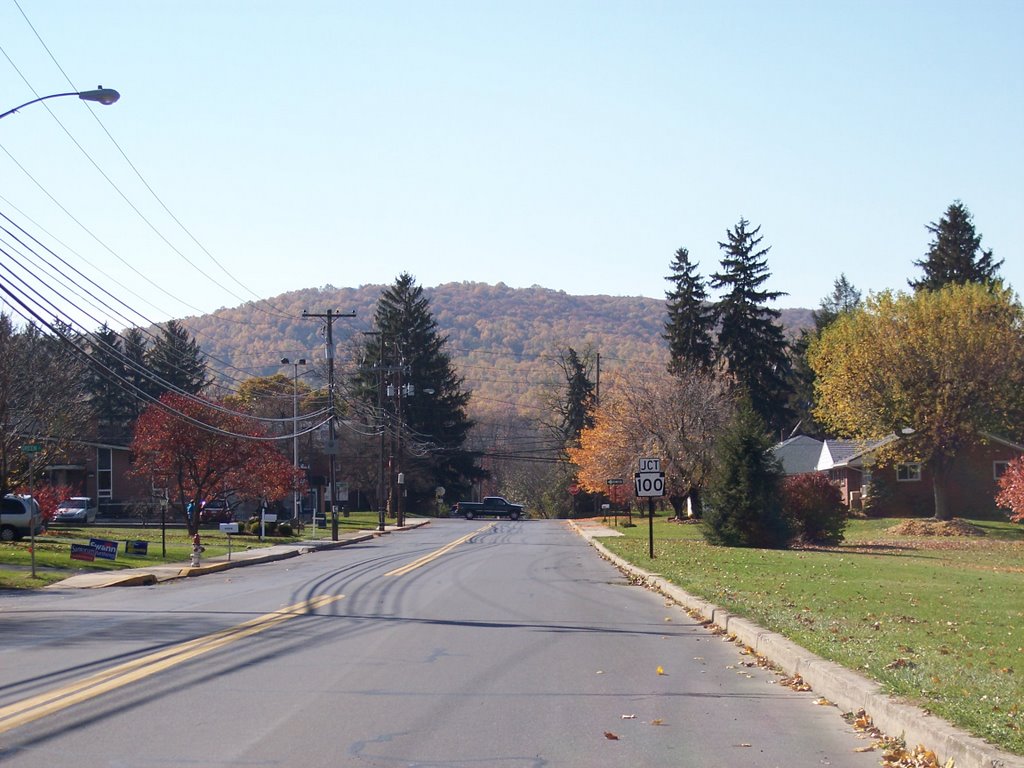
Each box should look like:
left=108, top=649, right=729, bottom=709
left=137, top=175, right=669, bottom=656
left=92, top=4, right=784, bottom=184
left=634, top=471, right=665, bottom=497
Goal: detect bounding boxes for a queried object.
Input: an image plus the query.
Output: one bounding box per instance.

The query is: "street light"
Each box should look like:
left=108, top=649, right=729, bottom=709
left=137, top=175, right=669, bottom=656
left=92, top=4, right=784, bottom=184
left=0, top=87, right=121, bottom=120
left=281, top=357, right=307, bottom=530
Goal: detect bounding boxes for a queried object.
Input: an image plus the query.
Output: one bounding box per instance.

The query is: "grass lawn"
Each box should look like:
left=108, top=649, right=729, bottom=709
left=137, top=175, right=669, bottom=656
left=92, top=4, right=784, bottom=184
left=0, top=511, right=384, bottom=590
left=600, top=515, right=1024, bottom=756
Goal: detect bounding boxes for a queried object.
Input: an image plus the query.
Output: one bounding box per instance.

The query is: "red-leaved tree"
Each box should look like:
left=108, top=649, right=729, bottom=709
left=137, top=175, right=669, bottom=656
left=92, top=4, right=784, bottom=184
left=131, top=393, right=304, bottom=536
left=14, top=484, right=73, bottom=526
left=996, top=457, right=1024, bottom=523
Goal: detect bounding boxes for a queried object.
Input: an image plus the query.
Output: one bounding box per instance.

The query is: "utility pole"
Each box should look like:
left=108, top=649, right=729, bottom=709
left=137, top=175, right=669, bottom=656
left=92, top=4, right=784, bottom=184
left=303, top=309, right=355, bottom=541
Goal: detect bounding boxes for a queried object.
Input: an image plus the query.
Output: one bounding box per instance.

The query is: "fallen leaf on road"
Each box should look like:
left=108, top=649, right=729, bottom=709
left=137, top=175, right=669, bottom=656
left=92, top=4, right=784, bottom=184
left=650, top=719, right=665, bottom=726
left=656, top=665, right=666, bottom=675
left=604, top=731, right=619, bottom=740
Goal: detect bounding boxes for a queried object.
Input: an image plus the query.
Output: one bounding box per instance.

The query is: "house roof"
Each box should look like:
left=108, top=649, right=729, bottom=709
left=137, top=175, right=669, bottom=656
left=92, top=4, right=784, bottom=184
left=772, top=435, right=824, bottom=475
left=817, top=436, right=896, bottom=471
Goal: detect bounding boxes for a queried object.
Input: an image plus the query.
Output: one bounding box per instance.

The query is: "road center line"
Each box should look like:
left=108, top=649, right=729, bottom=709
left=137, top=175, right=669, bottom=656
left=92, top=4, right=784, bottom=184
left=0, top=594, right=344, bottom=734
left=384, top=524, right=494, bottom=577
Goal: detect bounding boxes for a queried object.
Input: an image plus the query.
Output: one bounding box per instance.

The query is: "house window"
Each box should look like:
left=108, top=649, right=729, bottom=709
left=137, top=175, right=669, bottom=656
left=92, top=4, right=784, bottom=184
left=994, top=461, right=1010, bottom=480
left=97, top=447, right=112, bottom=499
left=897, top=463, right=921, bottom=482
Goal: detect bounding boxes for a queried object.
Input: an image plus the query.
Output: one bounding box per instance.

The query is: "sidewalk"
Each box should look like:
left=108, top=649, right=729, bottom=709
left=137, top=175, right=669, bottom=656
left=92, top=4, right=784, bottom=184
left=46, top=519, right=430, bottom=590
left=568, top=519, right=1024, bottom=768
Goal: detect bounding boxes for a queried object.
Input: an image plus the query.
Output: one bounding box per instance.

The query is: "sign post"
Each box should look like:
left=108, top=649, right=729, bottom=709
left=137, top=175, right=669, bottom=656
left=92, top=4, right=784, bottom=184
left=21, top=444, right=40, bottom=578
left=606, top=478, right=625, bottom=525
left=635, top=457, right=664, bottom=558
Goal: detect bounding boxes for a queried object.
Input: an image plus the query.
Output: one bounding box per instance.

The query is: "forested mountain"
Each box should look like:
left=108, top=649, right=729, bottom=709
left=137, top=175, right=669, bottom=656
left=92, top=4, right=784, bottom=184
left=183, top=281, right=813, bottom=425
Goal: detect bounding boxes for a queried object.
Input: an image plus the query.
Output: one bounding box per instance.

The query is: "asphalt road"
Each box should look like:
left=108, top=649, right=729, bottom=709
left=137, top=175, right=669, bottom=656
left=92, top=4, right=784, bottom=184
left=0, top=520, right=883, bottom=767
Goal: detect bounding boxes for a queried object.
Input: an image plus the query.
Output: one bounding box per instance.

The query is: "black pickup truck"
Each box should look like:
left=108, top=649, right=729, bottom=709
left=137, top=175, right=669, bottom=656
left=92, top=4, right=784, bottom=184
left=454, top=496, right=525, bottom=521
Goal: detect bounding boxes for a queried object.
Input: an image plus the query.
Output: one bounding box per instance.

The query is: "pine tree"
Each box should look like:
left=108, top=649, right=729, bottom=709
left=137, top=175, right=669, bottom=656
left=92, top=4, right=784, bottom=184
left=147, top=320, right=210, bottom=396
left=663, top=247, right=715, bottom=373
left=910, top=201, right=1002, bottom=291
left=789, top=274, right=862, bottom=437
left=356, top=273, right=483, bottom=513
left=710, top=218, right=793, bottom=435
left=813, top=273, right=862, bottom=332
left=556, top=346, right=596, bottom=447
left=703, top=396, right=790, bottom=548
left=122, top=327, right=153, bottom=417
left=86, top=324, right=135, bottom=441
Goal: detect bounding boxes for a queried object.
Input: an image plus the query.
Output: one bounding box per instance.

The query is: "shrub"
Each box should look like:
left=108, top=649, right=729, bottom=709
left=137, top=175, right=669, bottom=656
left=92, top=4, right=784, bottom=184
left=996, top=456, right=1024, bottom=522
left=276, top=522, right=293, bottom=537
left=781, top=473, right=847, bottom=545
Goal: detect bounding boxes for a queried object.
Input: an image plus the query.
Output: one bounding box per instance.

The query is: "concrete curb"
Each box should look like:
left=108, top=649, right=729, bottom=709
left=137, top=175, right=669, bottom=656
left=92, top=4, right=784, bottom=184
left=569, top=522, right=1024, bottom=768
left=46, top=521, right=429, bottom=590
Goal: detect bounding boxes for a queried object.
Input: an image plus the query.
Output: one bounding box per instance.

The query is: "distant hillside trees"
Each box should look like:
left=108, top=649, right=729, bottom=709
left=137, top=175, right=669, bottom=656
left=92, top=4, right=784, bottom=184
left=354, top=273, right=484, bottom=515
left=711, top=219, right=793, bottom=436
left=910, top=201, right=1002, bottom=292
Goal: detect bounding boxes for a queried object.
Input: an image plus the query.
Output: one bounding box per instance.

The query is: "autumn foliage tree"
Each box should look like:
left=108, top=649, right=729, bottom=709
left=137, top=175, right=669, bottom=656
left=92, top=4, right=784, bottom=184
left=568, top=366, right=732, bottom=517
left=996, top=457, right=1024, bottom=522
left=131, top=393, right=304, bottom=536
left=809, top=283, right=1024, bottom=520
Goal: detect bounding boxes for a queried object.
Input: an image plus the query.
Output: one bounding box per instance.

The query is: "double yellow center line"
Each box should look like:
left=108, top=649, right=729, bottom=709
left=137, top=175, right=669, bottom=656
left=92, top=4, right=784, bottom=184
left=384, top=523, right=493, bottom=577
left=0, top=594, right=343, bottom=734
left=2, top=526, right=491, bottom=735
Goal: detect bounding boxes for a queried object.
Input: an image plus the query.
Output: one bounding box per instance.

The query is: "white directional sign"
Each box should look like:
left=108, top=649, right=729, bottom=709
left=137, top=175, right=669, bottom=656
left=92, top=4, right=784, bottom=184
left=634, top=471, right=665, bottom=497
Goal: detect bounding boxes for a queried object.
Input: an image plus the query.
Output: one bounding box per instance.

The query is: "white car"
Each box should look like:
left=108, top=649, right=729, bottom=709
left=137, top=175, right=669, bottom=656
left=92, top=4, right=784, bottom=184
left=1, top=495, right=44, bottom=541
left=54, top=497, right=98, bottom=525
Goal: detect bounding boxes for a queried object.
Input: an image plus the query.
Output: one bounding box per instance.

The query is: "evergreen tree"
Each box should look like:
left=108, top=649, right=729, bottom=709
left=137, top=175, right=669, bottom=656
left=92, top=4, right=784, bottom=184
left=556, top=346, right=596, bottom=447
left=122, top=327, right=153, bottom=418
left=703, top=396, right=790, bottom=548
left=86, top=324, right=135, bottom=441
left=710, top=218, right=793, bottom=435
left=663, top=247, right=715, bottom=373
left=789, top=274, right=862, bottom=437
left=147, top=320, right=210, bottom=396
left=813, top=273, right=862, bottom=332
left=910, top=201, right=1002, bottom=291
left=355, top=273, right=484, bottom=513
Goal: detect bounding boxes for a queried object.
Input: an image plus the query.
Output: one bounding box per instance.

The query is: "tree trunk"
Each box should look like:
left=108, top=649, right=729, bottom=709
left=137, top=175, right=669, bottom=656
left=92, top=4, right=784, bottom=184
left=931, top=456, right=952, bottom=521
left=668, top=495, right=684, bottom=518
left=687, top=487, right=704, bottom=519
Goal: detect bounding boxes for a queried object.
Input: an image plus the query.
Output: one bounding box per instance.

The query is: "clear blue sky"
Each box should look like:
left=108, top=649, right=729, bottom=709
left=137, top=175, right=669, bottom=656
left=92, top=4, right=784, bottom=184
left=1, top=1, right=1021, bottom=328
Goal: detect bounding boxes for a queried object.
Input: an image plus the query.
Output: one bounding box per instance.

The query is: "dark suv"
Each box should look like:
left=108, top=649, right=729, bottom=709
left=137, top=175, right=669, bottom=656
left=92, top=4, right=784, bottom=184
left=199, top=497, right=235, bottom=523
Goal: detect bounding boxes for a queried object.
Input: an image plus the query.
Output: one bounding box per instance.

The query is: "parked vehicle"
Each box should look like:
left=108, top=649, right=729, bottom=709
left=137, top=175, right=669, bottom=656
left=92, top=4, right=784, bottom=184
left=1, top=495, right=44, bottom=542
left=454, top=497, right=525, bottom=520
left=53, top=496, right=98, bottom=525
left=199, top=497, right=236, bottom=523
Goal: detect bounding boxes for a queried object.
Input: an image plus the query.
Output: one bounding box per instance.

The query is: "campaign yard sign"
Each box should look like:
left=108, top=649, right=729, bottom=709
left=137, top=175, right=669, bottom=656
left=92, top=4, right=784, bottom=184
left=125, top=540, right=149, bottom=556
left=89, top=538, right=119, bottom=561
left=70, top=544, right=95, bottom=562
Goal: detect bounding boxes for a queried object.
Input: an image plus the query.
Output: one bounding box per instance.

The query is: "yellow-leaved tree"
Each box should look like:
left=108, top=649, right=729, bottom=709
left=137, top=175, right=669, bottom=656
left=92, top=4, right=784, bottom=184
left=808, top=283, right=1024, bottom=520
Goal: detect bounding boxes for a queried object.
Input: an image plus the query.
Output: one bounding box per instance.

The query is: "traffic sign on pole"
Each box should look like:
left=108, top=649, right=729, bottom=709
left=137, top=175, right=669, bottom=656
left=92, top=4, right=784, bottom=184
left=634, top=471, right=665, bottom=497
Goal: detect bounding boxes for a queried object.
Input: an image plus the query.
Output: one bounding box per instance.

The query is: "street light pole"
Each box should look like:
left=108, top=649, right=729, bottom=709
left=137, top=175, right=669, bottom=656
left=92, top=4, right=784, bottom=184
left=281, top=357, right=307, bottom=528
left=0, top=87, right=120, bottom=120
